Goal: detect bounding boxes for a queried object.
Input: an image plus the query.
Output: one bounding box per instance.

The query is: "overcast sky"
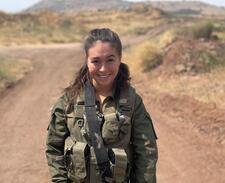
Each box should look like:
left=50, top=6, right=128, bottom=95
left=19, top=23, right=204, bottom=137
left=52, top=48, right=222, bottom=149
left=0, top=0, right=224, bottom=13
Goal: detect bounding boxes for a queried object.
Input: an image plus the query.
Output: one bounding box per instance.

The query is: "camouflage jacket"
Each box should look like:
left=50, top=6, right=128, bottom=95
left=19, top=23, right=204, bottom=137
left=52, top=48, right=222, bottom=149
left=46, top=85, right=158, bottom=183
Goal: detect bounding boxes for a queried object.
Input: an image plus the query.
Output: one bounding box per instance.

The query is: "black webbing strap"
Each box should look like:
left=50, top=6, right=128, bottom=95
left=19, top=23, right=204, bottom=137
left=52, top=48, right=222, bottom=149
left=84, top=81, right=109, bottom=164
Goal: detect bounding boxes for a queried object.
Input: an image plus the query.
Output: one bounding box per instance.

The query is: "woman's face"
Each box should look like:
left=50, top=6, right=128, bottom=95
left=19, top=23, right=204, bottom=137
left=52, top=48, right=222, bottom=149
left=87, top=41, right=121, bottom=91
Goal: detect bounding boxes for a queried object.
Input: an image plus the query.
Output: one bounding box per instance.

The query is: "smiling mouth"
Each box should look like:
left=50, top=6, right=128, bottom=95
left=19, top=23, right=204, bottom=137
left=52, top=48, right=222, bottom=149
left=97, top=74, right=110, bottom=78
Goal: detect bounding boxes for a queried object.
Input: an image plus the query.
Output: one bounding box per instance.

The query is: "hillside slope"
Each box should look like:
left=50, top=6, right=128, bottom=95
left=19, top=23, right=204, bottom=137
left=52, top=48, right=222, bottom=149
left=25, top=0, right=131, bottom=13
left=145, top=1, right=225, bottom=16
left=24, top=0, right=225, bottom=16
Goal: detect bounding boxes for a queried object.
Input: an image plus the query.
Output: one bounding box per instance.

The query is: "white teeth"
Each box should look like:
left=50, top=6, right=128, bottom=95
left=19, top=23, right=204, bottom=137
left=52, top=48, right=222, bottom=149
left=98, top=74, right=110, bottom=77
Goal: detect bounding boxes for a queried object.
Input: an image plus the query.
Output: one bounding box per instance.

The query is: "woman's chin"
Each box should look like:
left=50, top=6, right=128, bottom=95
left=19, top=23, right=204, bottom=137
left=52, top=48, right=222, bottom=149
left=96, top=81, right=113, bottom=89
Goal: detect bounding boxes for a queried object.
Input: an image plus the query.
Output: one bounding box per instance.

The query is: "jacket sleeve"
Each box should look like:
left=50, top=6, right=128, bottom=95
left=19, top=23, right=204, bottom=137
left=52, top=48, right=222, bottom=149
left=131, top=94, right=158, bottom=183
left=46, top=94, right=70, bottom=183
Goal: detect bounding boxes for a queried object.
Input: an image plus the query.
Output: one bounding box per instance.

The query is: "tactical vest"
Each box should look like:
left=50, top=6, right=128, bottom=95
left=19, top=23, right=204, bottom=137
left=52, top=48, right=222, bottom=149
left=64, top=86, right=136, bottom=183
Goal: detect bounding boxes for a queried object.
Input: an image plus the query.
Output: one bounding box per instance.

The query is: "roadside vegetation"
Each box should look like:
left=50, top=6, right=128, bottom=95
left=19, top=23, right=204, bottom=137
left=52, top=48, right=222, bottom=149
left=0, top=4, right=166, bottom=45
left=126, top=18, right=225, bottom=73
left=124, top=18, right=225, bottom=109
left=0, top=57, right=32, bottom=93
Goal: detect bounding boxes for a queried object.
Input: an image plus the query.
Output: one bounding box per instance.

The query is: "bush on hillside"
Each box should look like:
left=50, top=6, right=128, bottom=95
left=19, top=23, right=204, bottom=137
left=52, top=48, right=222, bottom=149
left=0, top=69, right=8, bottom=80
left=130, top=3, right=149, bottom=13
left=178, top=22, right=214, bottom=40
left=199, top=50, right=225, bottom=72
left=60, top=19, right=72, bottom=29
left=192, top=22, right=214, bottom=39
left=139, top=42, right=163, bottom=72
left=0, top=58, right=14, bottom=90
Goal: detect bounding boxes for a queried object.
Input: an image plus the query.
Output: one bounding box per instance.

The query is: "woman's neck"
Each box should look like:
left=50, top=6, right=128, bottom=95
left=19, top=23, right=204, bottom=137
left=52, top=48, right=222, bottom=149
left=94, top=85, right=112, bottom=104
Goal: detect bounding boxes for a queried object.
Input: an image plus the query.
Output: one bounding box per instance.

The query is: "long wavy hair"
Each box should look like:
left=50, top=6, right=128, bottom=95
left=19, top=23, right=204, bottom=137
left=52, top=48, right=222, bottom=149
left=65, top=28, right=131, bottom=103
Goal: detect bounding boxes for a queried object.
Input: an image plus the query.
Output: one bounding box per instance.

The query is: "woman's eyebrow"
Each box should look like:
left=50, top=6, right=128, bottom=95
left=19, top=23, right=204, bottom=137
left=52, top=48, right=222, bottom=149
left=91, top=56, right=100, bottom=60
left=91, top=55, right=115, bottom=59
left=107, top=54, right=116, bottom=58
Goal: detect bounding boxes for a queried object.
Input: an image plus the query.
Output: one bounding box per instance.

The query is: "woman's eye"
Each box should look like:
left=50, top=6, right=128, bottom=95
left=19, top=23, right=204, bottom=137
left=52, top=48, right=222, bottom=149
left=91, top=60, right=99, bottom=64
left=108, top=59, right=114, bottom=63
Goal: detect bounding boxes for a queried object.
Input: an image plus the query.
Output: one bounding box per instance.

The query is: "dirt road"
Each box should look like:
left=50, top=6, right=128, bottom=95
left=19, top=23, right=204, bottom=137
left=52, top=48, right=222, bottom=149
left=0, top=44, right=224, bottom=183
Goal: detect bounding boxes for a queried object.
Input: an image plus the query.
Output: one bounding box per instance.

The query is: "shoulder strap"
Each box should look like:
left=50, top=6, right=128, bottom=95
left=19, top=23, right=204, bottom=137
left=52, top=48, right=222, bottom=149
left=84, top=81, right=109, bottom=164
left=84, top=81, right=114, bottom=182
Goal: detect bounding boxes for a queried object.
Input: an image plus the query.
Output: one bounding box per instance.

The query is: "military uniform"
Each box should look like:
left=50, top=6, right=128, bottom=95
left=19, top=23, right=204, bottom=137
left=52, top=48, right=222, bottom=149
left=46, top=85, right=158, bottom=183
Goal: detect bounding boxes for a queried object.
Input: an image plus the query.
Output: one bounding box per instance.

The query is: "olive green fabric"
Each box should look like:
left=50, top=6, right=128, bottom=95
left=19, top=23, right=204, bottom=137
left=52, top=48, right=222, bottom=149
left=46, top=94, right=70, bottom=183
left=130, top=94, right=158, bottom=183
left=46, top=86, right=158, bottom=183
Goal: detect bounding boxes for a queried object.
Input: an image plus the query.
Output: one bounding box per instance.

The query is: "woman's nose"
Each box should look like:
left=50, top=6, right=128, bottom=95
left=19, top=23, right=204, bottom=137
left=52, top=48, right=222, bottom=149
left=99, top=63, right=107, bottom=71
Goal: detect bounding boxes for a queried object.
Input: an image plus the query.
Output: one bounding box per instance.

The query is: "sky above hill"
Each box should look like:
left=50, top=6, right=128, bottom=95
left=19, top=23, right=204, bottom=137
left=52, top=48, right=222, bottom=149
left=0, top=0, right=224, bottom=13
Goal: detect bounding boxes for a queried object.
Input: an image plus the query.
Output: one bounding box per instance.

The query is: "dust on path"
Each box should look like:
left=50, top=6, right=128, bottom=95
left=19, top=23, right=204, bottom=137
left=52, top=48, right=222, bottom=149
left=0, top=44, right=224, bottom=183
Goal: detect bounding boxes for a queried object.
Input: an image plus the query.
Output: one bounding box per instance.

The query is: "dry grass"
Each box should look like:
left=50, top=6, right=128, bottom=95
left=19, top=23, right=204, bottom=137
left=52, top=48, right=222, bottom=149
left=0, top=58, right=32, bottom=92
left=124, top=19, right=225, bottom=109
left=147, top=67, right=225, bottom=109
left=214, top=32, right=225, bottom=40
left=1, top=9, right=225, bottom=109
left=157, top=29, right=176, bottom=47
left=124, top=40, right=163, bottom=73
left=0, top=8, right=165, bottom=45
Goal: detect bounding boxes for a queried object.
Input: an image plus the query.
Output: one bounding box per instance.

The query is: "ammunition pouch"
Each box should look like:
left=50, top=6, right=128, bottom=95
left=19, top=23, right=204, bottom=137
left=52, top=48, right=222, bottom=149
left=64, top=138, right=87, bottom=182
left=89, top=147, right=128, bottom=183
left=102, top=112, right=131, bottom=148
left=64, top=137, right=130, bottom=182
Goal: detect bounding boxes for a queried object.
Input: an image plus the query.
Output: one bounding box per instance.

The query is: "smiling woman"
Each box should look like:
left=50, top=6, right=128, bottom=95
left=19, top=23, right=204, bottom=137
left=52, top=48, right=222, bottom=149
left=46, top=28, right=158, bottom=183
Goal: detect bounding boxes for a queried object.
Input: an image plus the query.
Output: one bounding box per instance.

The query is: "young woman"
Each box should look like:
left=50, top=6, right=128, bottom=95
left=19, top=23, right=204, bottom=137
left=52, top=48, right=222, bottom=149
left=46, top=28, right=158, bottom=183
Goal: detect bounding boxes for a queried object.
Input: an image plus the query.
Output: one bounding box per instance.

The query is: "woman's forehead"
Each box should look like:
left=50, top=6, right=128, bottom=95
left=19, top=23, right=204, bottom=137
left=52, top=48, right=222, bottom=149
left=87, top=41, right=118, bottom=57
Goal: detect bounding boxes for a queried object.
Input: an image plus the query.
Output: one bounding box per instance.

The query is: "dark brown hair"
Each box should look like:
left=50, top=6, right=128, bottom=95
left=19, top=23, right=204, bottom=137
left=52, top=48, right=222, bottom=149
left=65, top=28, right=131, bottom=102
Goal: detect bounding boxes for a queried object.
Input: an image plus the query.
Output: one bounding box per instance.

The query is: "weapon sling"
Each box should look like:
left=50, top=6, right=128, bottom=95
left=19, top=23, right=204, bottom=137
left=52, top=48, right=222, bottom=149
left=84, top=81, right=113, bottom=182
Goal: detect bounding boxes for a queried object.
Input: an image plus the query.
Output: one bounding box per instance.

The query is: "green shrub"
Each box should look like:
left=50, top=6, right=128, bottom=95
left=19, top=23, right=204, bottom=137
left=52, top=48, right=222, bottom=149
left=128, top=26, right=149, bottom=36
left=192, top=22, right=214, bottom=39
left=178, top=22, right=215, bottom=40
left=199, top=51, right=225, bottom=72
left=172, top=9, right=200, bottom=15
left=0, top=59, right=14, bottom=88
left=130, top=3, right=149, bottom=13
left=60, top=19, right=72, bottom=29
left=0, top=69, right=8, bottom=80
left=142, top=53, right=163, bottom=72
left=139, top=42, right=163, bottom=72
